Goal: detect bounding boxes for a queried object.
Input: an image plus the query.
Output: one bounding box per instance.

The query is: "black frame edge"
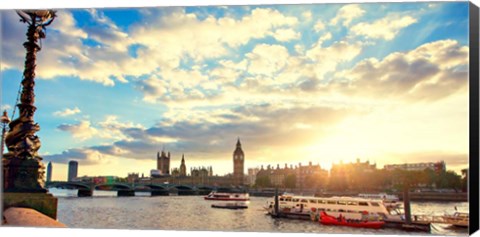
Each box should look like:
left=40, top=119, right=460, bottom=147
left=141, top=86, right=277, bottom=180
left=470, top=1, right=480, bottom=235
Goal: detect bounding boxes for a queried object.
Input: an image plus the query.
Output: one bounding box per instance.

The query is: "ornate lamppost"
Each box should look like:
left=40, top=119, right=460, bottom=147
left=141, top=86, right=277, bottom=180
left=3, top=10, right=56, bottom=193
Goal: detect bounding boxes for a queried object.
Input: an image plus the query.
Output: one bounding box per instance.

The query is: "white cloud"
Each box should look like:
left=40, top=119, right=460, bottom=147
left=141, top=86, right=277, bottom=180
left=53, top=107, right=81, bottom=117
left=0, top=104, right=12, bottom=112
left=306, top=39, right=363, bottom=79
left=333, top=40, right=468, bottom=101
left=351, top=15, right=417, bottom=40
left=246, top=44, right=290, bottom=77
left=314, top=20, right=325, bottom=32
left=330, top=4, right=365, bottom=27
left=57, top=120, right=99, bottom=141
left=271, top=28, right=301, bottom=42
left=302, top=11, right=312, bottom=21
left=130, top=7, right=299, bottom=70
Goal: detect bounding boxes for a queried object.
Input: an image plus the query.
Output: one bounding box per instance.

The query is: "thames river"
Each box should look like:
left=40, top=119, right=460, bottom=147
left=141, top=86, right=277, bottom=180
left=50, top=189, right=469, bottom=236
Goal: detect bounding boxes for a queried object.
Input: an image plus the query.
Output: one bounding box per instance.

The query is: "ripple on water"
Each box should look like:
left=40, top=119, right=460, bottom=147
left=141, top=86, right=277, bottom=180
left=56, top=195, right=468, bottom=236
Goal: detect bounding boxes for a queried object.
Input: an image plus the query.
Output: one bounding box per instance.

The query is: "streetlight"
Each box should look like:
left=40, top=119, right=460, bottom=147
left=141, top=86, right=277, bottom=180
left=3, top=10, right=56, bottom=192
left=1, top=110, right=10, bottom=159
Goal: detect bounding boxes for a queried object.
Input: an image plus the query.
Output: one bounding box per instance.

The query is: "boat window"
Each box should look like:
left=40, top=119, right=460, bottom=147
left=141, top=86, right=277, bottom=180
left=347, top=201, right=358, bottom=206
left=318, top=200, right=327, bottom=204
left=337, top=201, right=347, bottom=205
left=371, top=202, right=380, bottom=207
left=285, top=198, right=292, bottom=202
left=358, top=202, right=369, bottom=206
left=279, top=198, right=284, bottom=201
left=309, top=199, right=317, bottom=204
left=327, top=201, right=336, bottom=205
left=292, top=198, right=299, bottom=202
left=301, top=199, right=308, bottom=203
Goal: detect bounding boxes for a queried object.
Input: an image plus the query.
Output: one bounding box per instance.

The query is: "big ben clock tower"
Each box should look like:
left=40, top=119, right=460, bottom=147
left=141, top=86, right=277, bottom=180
left=233, top=138, right=245, bottom=186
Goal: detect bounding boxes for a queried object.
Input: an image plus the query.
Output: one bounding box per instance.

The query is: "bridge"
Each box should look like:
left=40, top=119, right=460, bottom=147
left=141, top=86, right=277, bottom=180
left=45, top=181, right=218, bottom=197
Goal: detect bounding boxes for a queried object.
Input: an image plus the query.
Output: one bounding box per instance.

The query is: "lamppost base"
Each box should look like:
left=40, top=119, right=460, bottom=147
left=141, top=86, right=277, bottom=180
left=2, top=192, right=58, bottom=220
left=2, top=155, right=47, bottom=193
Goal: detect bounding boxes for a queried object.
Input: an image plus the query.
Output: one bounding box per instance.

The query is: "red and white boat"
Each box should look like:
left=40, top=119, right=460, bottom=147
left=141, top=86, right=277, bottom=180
left=204, top=191, right=250, bottom=201
left=319, top=211, right=385, bottom=229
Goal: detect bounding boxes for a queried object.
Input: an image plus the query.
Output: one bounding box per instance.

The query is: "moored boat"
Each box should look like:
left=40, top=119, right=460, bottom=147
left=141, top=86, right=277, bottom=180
left=266, top=194, right=403, bottom=221
left=358, top=193, right=399, bottom=202
left=211, top=202, right=248, bottom=209
left=319, top=211, right=385, bottom=229
left=204, top=191, right=250, bottom=201
left=443, top=212, right=469, bottom=228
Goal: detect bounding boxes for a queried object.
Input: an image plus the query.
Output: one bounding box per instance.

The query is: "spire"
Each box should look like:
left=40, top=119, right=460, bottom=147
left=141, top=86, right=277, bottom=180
left=236, top=137, right=241, bottom=148
left=181, top=154, right=185, bottom=163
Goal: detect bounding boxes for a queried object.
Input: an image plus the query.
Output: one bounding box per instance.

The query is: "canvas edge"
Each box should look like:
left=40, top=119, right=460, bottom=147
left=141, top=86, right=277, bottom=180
left=469, top=1, right=480, bottom=235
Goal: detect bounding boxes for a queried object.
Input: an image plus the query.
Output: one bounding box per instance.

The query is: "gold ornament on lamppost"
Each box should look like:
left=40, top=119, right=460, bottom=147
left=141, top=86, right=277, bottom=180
left=2, top=10, right=56, bottom=193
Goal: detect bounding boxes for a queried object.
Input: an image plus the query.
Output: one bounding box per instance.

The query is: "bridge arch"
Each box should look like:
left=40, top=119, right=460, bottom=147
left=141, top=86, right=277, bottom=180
left=134, top=184, right=168, bottom=190
left=46, top=182, right=91, bottom=190
left=95, top=183, right=132, bottom=191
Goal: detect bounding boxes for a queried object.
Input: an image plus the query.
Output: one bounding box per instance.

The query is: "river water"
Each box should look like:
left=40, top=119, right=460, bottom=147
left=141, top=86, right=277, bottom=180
left=50, top=188, right=469, bottom=236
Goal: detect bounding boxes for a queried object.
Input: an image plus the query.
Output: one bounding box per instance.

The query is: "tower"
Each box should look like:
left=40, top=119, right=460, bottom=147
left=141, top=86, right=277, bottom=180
left=180, top=154, right=186, bottom=177
left=68, top=160, right=78, bottom=182
left=157, top=149, right=170, bottom=175
left=46, top=162, right=52, bottom=182
left=233, top=138, right=245, bottom=186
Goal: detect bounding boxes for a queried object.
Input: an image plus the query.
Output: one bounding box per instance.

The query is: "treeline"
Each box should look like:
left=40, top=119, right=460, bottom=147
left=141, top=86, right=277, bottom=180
left=255, top=168, right=466, bottom=192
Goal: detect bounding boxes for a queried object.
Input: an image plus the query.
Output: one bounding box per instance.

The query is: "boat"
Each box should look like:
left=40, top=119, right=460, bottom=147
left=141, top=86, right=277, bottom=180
left=211, top=202, right=248, bottom=210
left=265, top=194, right=403, bottom=221
left=358, top=193, right=399, bottom=202
left=204, top=191, right=250, bottom=201
left=443, top=212, right=469, bottom=228
left=319, top=211, right=385, bottom=229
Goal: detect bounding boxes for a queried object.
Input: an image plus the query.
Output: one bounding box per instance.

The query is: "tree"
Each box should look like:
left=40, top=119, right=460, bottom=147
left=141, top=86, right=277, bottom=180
left=255, top=176, right=271, bottom=188
left=284, top=174, right=296, bottom=189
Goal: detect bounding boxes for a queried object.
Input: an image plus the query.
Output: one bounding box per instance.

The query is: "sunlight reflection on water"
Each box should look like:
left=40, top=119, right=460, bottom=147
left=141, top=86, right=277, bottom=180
left=53, top=192, right=468, bottom=236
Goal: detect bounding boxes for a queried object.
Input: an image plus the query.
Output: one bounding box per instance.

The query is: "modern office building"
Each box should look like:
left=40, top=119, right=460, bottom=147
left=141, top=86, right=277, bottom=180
left=68, top=160, right=78, bottom=182
left=46, top=161, right=52, bottom=182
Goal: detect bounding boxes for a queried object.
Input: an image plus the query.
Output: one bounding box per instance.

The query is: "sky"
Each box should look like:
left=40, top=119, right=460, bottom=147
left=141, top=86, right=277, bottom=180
left=0, top=2, right=471, bottom=181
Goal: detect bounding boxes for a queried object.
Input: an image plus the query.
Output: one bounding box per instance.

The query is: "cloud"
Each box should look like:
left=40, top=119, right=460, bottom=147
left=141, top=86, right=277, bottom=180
left=271, top=28, right=301, bottom=42
left=246, top=44, right=290, bottom=77
left=130, top=7, right=298, bottom=69
left=46, top=102, right=353, bottom=165
left=330, top=4, right=365, bottom=27
left=314, top=20, right=326, bottom=32
left=306, top=39, right=363, bottom=79
left=351, top=14, right=418, bottom=40
left=57, top=115, right=145, bottom=142
left=53, top=107, right=81, bottom=117
left=57, top=120, right=99, bottom=141
left=302, top=11, right=312, bottom=21
left=0, top=104, right=12, bottom=112
left=44, top=148, right=110, bottom=165
left=333, top=40, right=468, bottom=101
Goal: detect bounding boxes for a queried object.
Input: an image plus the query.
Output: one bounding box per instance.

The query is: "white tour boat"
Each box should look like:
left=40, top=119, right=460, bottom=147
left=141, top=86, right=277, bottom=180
left=204, top=191, right=250, bottom=201
left=266, top=194, right=403, bottom=221
left=358, top=193, right=399, bottom=202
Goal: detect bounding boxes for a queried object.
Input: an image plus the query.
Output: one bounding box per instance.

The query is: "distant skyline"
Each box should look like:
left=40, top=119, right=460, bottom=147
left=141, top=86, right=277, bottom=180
left=1, top=2, right=470, bottom=181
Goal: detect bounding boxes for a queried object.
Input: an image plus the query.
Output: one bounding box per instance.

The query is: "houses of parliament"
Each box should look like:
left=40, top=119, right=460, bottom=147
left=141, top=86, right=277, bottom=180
left=130, top=139, right=245, bottom=186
